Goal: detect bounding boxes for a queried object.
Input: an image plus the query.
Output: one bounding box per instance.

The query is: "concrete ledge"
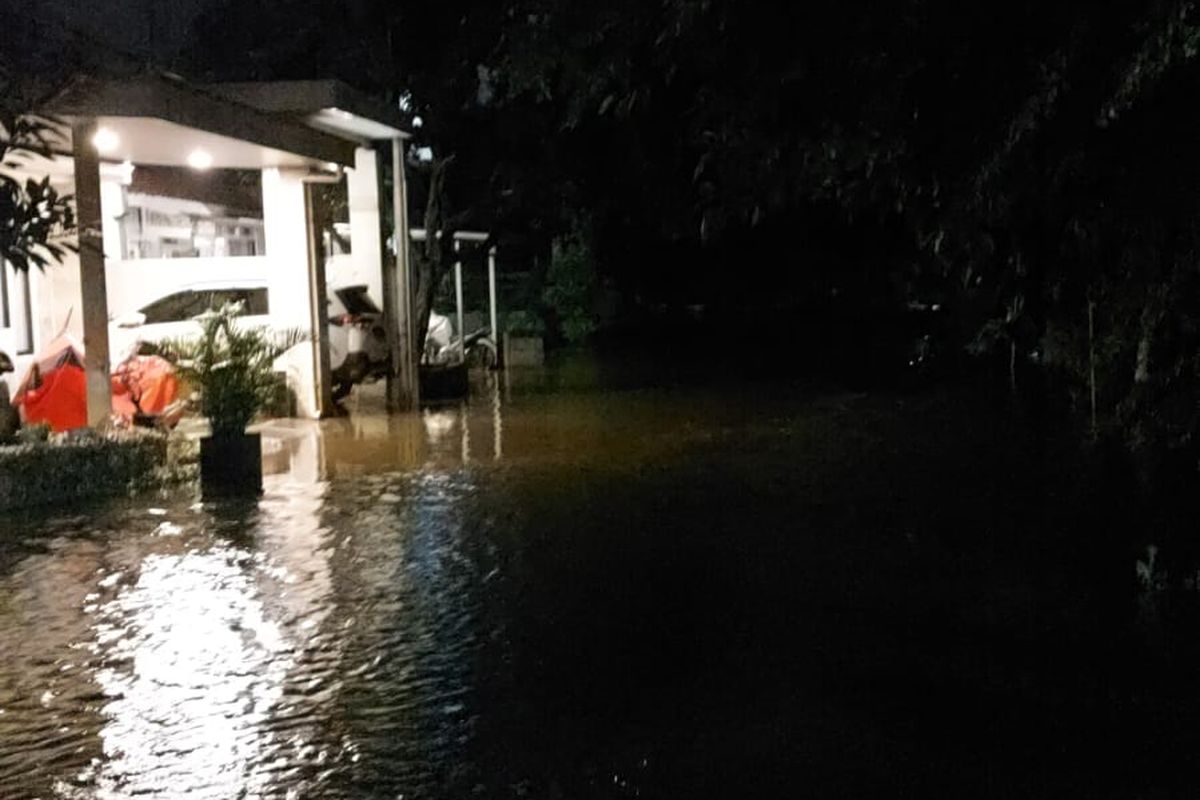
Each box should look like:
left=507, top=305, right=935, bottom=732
left=503, top=334, right=545, bottom=367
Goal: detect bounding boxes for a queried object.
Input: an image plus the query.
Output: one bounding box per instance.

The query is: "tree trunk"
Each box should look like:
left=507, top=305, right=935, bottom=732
left=412, top=157, right=455, bottom=360
left=1009, top=340, right=1017, bottom=394
left=1088, top=298, right=1097, bottom=435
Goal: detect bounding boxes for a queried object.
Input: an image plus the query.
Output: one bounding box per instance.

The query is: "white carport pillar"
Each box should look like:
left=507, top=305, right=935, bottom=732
left=347, top=147, right=385, bottom=309
left=384, top=137, right=417, bottom=410
left=262, top=167, right=333, bottom=419
left=71, top=119, right=113, bottom=427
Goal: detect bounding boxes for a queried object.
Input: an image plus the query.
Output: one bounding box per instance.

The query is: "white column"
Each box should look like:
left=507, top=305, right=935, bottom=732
left=99, top=178, right=126, bottom=262
left=262, top=167, right=326, bottom=419
left=347, top=147, right=384, bottom=306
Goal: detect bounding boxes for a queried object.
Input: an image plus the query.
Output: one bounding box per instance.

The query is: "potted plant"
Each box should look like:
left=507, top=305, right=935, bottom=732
left=160, top=302, right=304, bottom=496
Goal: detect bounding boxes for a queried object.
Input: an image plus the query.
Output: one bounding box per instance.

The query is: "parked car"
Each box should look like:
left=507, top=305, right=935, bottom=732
left=108, top=281, right=273, bottom=365
left=327, top=285, right=389, bottom=398
left=108, top=281, right=389, bottom=401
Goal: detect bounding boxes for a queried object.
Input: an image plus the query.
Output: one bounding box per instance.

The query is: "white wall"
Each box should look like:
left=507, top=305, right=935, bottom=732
left=2, top=158, right=355, bottom=421
left=346, top=147, right=384, bottom=306
left=262, top=167, right=322, bottom=419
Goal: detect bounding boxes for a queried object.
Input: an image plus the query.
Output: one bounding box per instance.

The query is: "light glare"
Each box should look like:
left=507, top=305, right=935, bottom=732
left=92, top=127, right=120, bottom=154
left=187, top=149, right=214, bottom=170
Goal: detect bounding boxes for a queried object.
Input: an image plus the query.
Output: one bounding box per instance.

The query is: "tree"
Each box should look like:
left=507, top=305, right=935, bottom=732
left=180, top=0, right=1200, bottom=465
left=0, top=80, right=75, bottom=274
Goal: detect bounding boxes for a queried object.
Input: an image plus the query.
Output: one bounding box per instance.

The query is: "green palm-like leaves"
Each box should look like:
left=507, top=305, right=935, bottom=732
left=157, top=302, right=307, bottom=438
left=0, top=107, right=75, bottom=272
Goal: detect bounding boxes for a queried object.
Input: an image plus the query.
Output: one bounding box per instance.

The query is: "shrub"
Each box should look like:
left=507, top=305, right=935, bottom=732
left=0, top=430, right=167, bottom=511
left=543, top=230, right=600, bottom=344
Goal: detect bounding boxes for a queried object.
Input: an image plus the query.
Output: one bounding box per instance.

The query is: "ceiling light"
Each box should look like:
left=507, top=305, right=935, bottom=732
left=92, top=127, right=120, bottom=154
left=187, top=149, right=213, bottom=170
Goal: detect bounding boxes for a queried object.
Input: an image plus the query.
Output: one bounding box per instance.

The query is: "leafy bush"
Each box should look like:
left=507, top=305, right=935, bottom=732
left=502, top=309, right=546, bottom=336
left=543, top=230, right=600, bottom=344
left=15, top=422, right=49, bottom=445
left=0, top=429, right=167, bottom=511
left=158, top=302, right=305, bottom=438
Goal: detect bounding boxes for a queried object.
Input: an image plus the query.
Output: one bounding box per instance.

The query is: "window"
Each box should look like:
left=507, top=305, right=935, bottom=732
left=209, top=288, right=269, bottom=316
left=9, top=265, right=32, bottom=354
left=140, top=287, right=271, bottom=325
left=1, top=261, right=34, bottom=355
left=0, top=259, right=9, bottom=329
left=139, top=291, right=210, bottom=325
left=119, top=168, right=266, bottom=260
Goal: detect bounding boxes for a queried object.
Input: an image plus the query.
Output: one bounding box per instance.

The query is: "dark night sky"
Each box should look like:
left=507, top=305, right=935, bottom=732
left=42, top=0, right=216, bottom=60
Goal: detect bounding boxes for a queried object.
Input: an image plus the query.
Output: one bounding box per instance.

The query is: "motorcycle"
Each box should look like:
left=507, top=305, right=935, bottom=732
left=422, top=311, right=497, bottom=369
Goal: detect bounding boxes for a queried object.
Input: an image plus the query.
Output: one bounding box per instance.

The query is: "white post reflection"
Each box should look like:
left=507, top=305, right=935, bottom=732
left=492, top=376, right=503, bottom=461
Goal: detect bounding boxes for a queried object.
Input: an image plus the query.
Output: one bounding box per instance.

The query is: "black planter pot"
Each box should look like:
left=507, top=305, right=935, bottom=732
left=420, top=363, right=469, bottom=401
left=200, top=432, right=263, bottom=497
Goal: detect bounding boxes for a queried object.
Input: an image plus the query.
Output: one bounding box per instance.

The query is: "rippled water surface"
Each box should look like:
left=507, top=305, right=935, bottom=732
left=0, top=364, right=1195, bottom=798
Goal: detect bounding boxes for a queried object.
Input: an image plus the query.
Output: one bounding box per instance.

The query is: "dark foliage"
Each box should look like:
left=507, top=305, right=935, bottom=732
left=174, top=0, right=1200, bottom=465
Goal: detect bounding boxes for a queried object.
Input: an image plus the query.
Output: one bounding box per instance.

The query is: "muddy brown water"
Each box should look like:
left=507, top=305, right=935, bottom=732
left=0, top=361, right=1193, bottom=798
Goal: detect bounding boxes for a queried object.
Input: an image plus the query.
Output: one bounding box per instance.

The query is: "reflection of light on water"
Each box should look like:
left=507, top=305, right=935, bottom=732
left=91, top=548, right=292, bottom=798
left=492, top=379, right=503, bottom=460
left=422, top=408, right=458, bottom=444
left=85, top=492, right=342, bottom=800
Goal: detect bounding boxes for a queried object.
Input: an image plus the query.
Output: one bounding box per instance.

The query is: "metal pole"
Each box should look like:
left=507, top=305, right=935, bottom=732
left=454, top=239, right=464, bottom=364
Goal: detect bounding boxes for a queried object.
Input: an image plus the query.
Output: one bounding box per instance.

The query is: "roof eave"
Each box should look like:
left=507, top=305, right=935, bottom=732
left=44, top=74, right=358, bottom=167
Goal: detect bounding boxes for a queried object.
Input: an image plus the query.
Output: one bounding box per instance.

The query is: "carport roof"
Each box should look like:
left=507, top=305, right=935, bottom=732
left=205, top=80, right=411, bottom=143
left=42, top=73, right=404, bottom=169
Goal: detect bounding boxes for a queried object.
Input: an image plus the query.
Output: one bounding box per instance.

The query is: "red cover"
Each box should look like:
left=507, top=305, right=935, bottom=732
left=13, top=337, right=180, bottom=431
left=15, top=362, right=88, bottom=432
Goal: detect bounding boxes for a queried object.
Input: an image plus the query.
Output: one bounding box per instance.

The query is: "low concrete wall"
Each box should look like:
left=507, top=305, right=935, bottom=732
left=503, top=334, right=545, bottom=367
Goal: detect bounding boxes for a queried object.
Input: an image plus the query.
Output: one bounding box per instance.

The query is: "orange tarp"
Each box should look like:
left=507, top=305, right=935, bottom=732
left=111, top=355, right=180, bottom=420
left=15, top=362, right=87, bottom=432
left=13, top=337, right=180, bottom=431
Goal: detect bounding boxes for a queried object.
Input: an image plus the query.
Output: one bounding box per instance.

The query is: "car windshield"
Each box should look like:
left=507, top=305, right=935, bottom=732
left=139, top=291, right=210, bottom=324
left=138, top=288, right=269, bottom=324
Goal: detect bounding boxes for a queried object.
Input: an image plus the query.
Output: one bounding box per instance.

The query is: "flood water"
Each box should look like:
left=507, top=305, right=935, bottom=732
left=0, top=358, right=1197, bottom=798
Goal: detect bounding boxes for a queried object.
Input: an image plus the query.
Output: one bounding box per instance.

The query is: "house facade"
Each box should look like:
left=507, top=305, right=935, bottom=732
left=0, top=74, right=418, bottom=422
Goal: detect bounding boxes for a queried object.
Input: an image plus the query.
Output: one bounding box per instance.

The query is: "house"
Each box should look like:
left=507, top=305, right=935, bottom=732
left=0, top=72, right=419, bottom=423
